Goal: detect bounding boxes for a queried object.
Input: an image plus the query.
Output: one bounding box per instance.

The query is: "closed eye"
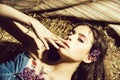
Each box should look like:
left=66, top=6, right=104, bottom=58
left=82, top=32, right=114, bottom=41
left=78, top=38, right=84, bottom=43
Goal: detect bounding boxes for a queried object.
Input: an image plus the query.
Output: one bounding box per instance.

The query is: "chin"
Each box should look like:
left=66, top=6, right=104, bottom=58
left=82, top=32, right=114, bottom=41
left=58, top=47, right=67, bottom=54
left=58, top=48, right=70, bottom=58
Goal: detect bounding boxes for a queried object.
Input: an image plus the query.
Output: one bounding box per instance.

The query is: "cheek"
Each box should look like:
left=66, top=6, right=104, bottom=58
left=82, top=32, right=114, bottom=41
left=69, top=45, right=91, bottom=61
left=71, top=45, right=88, bottom=54
left=71, top=47, right=87, bottom=58
left=58, top=46, right=89, bottom=61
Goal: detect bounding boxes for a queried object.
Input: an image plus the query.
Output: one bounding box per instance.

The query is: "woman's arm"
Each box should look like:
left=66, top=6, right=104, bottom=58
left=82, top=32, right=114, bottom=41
left=0, top=4, right=63, bottom=50
left=13, top=21, right=47, bottom=59
left=0, top=3, right=32, bottom=25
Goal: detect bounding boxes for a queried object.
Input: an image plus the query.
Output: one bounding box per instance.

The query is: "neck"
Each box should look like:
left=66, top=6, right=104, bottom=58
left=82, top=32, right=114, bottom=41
left=42, top=56, right=82, bottom=72
left=55, top=61, right=80, bottom=71
left=49, top=61, right=81, bottom=80
left=32, top=58, right=82, bottom=80
left=46, top=59, right=81, bottom=75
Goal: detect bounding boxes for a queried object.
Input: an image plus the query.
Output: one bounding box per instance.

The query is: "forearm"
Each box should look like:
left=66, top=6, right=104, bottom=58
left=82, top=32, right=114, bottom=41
left=0, top=4, right=43, bottom=39
left=13, top=21, right=46, bottom=58
left=0, top=4, right=33, bottom=26
left=0, top=19, right=44, bottom=59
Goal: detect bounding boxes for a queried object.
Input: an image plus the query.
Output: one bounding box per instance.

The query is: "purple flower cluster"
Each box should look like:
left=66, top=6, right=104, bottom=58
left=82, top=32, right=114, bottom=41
left=90, top=49, right=101, bottom=61
left=17, top=67, right=45, bottom=80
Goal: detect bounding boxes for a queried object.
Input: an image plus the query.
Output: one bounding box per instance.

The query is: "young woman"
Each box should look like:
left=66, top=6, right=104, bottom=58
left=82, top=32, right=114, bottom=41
left=0, top=4, right=108, bottom=80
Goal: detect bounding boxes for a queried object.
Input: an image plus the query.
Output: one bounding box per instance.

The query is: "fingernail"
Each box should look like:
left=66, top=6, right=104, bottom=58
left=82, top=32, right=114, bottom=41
left=56, top=46, right=60, bottom=49
left=46, top=47, right=49, bottom=50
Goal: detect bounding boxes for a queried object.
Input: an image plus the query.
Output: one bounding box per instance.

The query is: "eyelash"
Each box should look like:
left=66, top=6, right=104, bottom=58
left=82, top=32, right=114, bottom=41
left=78, top=38, right=84, bottom=43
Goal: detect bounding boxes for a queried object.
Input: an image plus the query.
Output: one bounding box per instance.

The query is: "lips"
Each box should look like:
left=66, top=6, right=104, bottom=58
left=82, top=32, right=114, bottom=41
left=63, top=41, right=70, bottom=48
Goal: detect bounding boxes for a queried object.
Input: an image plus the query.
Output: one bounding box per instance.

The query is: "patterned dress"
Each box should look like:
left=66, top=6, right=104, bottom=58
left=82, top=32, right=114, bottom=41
left=0, top=52, right=45, bottom=80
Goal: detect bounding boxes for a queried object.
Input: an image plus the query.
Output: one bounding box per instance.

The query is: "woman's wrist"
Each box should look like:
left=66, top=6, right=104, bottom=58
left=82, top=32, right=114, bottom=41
left=28, top=18, right=42, bottom=37
left=29, top=18, right=43, bottom=31
left=27, top=17, right=34, bottom=26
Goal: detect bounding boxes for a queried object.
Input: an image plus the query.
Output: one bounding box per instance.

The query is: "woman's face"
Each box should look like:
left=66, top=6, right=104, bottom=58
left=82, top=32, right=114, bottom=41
left=58, top=25, right=94, bottom=62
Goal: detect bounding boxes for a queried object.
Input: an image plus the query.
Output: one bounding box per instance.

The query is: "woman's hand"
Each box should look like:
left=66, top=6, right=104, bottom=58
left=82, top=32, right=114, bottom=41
left=30, top=19, right=65, bottom=50
left=0, top=4, right=64, bottom=50
left=12, top=21, right=65, bottom=59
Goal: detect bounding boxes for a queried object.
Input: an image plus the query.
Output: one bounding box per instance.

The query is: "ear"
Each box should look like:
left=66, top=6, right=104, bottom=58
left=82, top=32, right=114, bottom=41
left=83, top=54, right=93, bottom=63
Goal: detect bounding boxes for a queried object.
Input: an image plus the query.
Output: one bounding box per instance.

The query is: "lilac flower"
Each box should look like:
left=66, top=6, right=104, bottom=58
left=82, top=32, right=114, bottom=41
left=90, top=49, right=101, bottom=61
left=17, top=67, right=46, bottom=80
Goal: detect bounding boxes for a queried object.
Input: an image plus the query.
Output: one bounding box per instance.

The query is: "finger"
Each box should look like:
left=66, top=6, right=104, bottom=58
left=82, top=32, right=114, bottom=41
left=53, top=35, right=66, bottom=42
left=30, top=53, right=37, bottom=59
left=52, top=35, right=66, bottom=47
left=36, top=49, right=43, bottom=59
left=57, top=36, right=65, bottom=42
left=55, top=40, right=66, bottom=47
left=29, top=50, right=42, bottom=59
left=40, top=38, right=49, bottom=50
left=47, top=38, right=60, bottom=49
left=28, top=51, right=38, bottom=60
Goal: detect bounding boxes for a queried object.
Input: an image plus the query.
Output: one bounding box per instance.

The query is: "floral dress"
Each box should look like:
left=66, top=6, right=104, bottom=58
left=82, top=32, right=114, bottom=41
left=0, top=52, right=45, bottom=80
